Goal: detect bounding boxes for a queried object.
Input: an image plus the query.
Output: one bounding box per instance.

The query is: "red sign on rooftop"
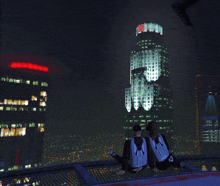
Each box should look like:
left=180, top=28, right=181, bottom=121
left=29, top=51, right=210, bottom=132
left=138, top=24, right=145, bottom=33
left=10, top=62, right=49, bottom=72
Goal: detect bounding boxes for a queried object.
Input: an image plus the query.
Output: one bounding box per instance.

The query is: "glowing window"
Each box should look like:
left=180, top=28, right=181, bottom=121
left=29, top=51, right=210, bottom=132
left=14, top=79, right=21, bottom=83
left=6, top=107, right=10, bottom=111
left=29, top=123, right=35, bottom=127
left=38, top=127, right=44, bottom=132
left=6, top=100, right=13, bottom=105
left=40, top=91, right=47, bottom=97
left=32, top=108, right=37, bottom=111
left=25, top=165, right=31, bottom=168
left=0, top=107, right=3, bottom=111
left=1, top=77, right=6, bottom=81
left=21, top=100, right=29, bottom=106
left=26, top=80, right=30, bottom=84
left=9, top=78, right=13, bottom=82
left=16, top=124, right=22, bottom=128
left=33, top=81, right=39, bottom=85
left=31, top=96, right=37, bottom=101
left=1, top=128, right=10, bottom=137
left=13, top=100, right=19, bottom=105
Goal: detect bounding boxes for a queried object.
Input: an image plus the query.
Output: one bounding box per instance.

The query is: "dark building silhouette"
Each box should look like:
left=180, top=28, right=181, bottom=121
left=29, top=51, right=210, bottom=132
left=124, top=23, right=175, bottom=151
left=0, top=54, right=51, bottom=171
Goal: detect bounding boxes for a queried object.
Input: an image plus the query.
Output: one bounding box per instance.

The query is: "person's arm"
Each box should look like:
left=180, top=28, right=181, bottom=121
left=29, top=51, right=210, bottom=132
left=121, top=140, right=130, bottom=171
left=161, top=134, right=169, bottom=150
left=146, top=137, right=157, bottom=170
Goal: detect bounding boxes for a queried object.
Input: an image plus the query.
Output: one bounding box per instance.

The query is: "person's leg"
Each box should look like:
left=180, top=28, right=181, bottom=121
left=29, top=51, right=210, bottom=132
left=134, top=165, right=147, bottom=172
left=110, top=152, right=137, bottom=174
left=111, top=153, right=124, bottom=164
left=156, top=160, right=170, bottom=171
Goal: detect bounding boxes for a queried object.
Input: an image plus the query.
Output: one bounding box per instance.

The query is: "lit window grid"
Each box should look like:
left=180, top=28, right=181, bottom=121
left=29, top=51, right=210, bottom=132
left=0, top=127, right=26, bottom=137
left=1, top=76, right=48, bottom=87
left=130, top=51, right=169, bottom=83
left=128, top=75, right=154, bottom=111
left=130, top=50, right=162, bottom=82
left=127, top=38, right=170, bottom=112
left=3, top=99, right=28, bottom=106
left=204, top=120, right=219, bottom=127
left=0, top=123, right=45, bottom=137
left=0, top=106, right=46, bottom=112
left=125, top=88, right=131, bottom=112
left=201, top=128, right=220, bottom=142
left=0, top=93, right=47, bottom=106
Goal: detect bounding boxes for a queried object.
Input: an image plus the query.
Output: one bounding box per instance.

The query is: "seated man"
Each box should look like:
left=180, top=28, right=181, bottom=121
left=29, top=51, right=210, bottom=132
left=110, top=125, right=153, bottom=175
left=146, top=121, right=187, bottom=172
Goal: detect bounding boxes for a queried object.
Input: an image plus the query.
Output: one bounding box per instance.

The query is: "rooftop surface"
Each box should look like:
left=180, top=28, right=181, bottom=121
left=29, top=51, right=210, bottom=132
left=0, top=154, right=220, bottom=185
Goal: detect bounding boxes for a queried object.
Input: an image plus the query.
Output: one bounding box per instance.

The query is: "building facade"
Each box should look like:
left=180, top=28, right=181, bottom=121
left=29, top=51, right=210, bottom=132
left=200, top=93, right=220, bottom=155
left=124, top=23, right=175, bottom=150
left=0, top=55, right=50, bottom=171
left=195, top=75, right=220, bottom=155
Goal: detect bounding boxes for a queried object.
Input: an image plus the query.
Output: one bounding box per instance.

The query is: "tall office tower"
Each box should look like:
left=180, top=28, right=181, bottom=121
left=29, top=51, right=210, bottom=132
left=124, top=23, right=175, bottom=150
left=200, top=92, right=220, bottom=155
left=0, top=54, right=50, bottom=171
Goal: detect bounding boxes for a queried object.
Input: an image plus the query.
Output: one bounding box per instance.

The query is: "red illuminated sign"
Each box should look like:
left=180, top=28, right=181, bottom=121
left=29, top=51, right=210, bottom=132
left=138, top=24, right=145, bottom=32
left=10, top=62, right=49, bottom=72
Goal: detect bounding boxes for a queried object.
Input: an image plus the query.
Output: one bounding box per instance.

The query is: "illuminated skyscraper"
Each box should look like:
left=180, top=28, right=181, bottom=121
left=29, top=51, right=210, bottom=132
left=124, top=23, right=175, bottom=149
left=195, top=75, right=220, bottom=155
left=200, top=92, right=220, bottom=154
left=0, top=54, right=52, bottom=171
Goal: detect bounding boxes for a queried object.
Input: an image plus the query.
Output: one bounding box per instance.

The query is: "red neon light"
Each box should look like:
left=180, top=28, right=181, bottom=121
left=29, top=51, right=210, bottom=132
left=10, top=62, right=49, bottom=72
left=138, top=24, right=144, bottom=32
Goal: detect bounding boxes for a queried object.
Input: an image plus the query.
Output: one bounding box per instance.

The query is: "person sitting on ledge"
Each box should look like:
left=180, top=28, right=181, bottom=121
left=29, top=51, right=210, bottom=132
left=146, top=121, right=187, bottom=172
left=110, top=125, right=154, bottom=175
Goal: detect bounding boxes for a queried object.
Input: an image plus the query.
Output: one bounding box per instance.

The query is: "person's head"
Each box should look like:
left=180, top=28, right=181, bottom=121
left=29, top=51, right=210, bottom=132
left=133, top=125, right=142, bottom=137
left=146, top=121, right=159, bottom=138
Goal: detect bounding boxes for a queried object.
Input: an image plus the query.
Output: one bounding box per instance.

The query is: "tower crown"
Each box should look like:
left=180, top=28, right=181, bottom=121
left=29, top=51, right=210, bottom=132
left=136, top=23, right=163, bottom=36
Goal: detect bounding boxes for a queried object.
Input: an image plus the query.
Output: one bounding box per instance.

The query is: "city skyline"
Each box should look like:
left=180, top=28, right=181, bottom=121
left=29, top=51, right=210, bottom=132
left=1, top=0, right=220, bottom=135
left=0, top=1, right=220, bottom=184
left=1, top=0, right=200, bottom=136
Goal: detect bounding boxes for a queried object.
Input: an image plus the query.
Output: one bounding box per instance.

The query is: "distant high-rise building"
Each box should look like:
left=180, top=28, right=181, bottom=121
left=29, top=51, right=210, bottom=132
left=124, top=23, right=175, bottom=150
left=195, top=75, right=220, bottom=155
left=200, top=92, right=220, bottom=154
left=0, top=54, right=52, bottom=171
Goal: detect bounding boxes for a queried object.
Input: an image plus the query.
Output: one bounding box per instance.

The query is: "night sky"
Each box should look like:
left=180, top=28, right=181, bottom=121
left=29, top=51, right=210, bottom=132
left=2, top=0, right=220, bottom=136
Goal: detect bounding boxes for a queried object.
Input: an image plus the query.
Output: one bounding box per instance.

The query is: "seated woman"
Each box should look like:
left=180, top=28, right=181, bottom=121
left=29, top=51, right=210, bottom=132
left=146, top=121, right=187, bottom=172
left=110, top=125, right=154, bottom=175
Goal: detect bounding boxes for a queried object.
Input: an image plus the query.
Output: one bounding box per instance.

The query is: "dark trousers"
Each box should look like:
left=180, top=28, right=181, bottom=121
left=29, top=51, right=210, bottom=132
left=156, top=154, right=181, bottom=171
left=112, top=154, right=147, bottom=173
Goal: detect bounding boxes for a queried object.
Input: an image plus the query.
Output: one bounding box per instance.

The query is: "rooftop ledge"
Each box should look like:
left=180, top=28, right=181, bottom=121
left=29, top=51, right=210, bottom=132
left=0, top=154, right=220, bottom=186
